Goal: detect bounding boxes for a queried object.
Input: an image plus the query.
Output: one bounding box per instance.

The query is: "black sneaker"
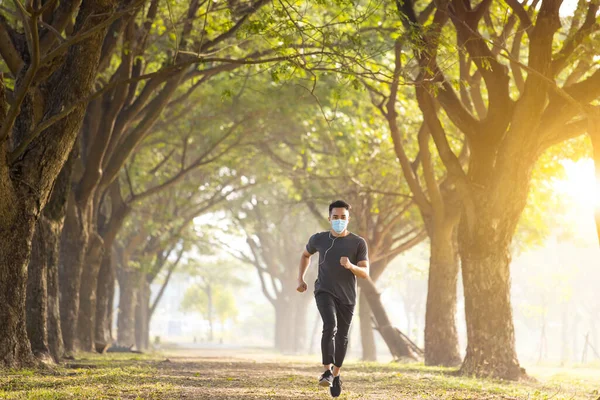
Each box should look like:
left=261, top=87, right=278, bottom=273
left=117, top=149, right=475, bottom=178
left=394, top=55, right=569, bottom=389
left=330, top=375, right=342, bottom=397
left=318, top=369, right=334, bottom=387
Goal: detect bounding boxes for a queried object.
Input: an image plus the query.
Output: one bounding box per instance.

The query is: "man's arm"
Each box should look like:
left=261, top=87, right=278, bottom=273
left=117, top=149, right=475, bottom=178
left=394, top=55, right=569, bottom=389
left=340, top=257, right=370, bottom=279
left=340, top=238, right=370, bottom=279
left=297, top=249, right=312, bottom=292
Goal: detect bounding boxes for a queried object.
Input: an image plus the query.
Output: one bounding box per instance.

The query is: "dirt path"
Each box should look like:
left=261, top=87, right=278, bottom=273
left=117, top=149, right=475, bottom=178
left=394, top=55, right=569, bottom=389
left=1, top=347, right=599, bottom=399
left=162, top=348, right=599, bottom=399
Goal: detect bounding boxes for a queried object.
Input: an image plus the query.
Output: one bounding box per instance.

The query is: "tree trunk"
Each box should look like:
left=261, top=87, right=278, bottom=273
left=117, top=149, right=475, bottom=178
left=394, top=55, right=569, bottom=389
left=117, top=268, right=141, bottom=347
left=309, top=312, right=320, bottom=354
left=28, top=147, right=75, bottom=361
left=0, top=0, right=117, bottom=367
left=292, top=294, right=310, bottom=353
left=359, top=292, right=377, bottom=361
left=0, top=209, right=37, bottom=368
left=95, top=251, right=115, bottom=346
left=26, top=217, right=52, bottom=362
left=77, top=233, right=104, bottom=351
left=144, top=293, right=151, bottom=350
left=274, top=301, right=293, bottom=353
left=47, top=238, right=65, bottom=363
left=206, top=285, right=214, bottom=342
left=424, top=223, right=461, bottom=366
left=135, top=279, right=150, bottom=350
left=59, top=194, right=90, bottom=354
left=359, top=258, right=394, bottom=362
left=44, top=152, right=76, bottom=363
left=458, top=229, right=522, bottom=379
left=147, top=256, right=179, bottom=340
left=106, top=261, right=116, bottom=343
left=92, top=203, right=130, bottom=349
left=358, top=278, right=421, bottom=360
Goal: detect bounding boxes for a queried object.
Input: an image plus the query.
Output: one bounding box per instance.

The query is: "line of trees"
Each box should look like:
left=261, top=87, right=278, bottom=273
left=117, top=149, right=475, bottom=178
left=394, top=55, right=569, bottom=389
left=1, top=0, right=599, bottom=382
left=0, top=0, right=309, bottom=367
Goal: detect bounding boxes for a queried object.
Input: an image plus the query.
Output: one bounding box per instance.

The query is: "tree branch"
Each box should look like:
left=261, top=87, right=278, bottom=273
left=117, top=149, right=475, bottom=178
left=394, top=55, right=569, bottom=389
left=198, top=0, right=272, bottom=52
left=100, top=73, right=184, bottom=191
left=246, top=236, right=277, bottom=305
left=505, top=0, right=534, bottom=35
left=538, top=118, right=588, bottom=152
left=149, top=247, right=184, bottom=317
left=551, top=0, right=599, bottom=76
left=418, top=122, right=444, bottom=218
left=449, top=0, right=512, bottom=138
left=418, top=0, right=436, bottom=23
left=39, top=0, right=80, bottom=53
left=370, top=229, right=427, bottom=263
left=0, top=6, right=40, bottom=145
left=416, top=87, right=472, bottom=204
left=376, top=200, right=417, bottom=243
left=128, top=120, right=246, bottom=204
left=510, top=27, right=526, bottom=94
left=78, top=42, right=134, bottom=206
left=40, top=0, right=145, bottom=66
left=386, top=38, right=431, bottom=214
left=0, top=15, right=23, bottom=75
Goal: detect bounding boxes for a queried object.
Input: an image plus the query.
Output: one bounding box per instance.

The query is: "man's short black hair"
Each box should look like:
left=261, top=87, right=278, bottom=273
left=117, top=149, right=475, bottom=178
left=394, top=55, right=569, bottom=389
left=329, top=200, right=351, bottom=215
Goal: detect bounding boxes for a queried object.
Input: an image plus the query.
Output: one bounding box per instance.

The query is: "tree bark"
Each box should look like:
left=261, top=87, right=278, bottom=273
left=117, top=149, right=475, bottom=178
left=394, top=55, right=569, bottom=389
left=359, top=292, right=377, bottom=361
left=106, top=261, right=116, bottom=343
left=292, top=294, right=310, bottom=353
left=0, top=208, right=37, bottom=368
left=47, top=235, right=65, bottom=363
left=94, top=183, right=132, bottom=347
left=0, top=0, right=118, bottom=367
left=26, top=217, right=52, bottom=362
left=77, top=233, right=105, bottom=351
left=274, top=301, right=293, bottom=353
left=59, top=192, right=90, bottom=355
left=117, top=268, right=141, bottom=347
left=358, top=278, right=421, bottom=360
left=458, top=220, right=523, bottom=379
left=44, top=151, right=75, bottom=363
left=424, top=223, right=461, bottom=366
left=359, top=258, right=393, bottom=362
left=135, top=279, right=151, bottom=350
left=95, top=251, right=115, bottom=346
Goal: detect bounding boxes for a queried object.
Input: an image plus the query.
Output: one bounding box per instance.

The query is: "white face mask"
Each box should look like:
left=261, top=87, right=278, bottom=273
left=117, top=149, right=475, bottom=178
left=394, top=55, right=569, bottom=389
left=331, top=219, right=348, bottom=234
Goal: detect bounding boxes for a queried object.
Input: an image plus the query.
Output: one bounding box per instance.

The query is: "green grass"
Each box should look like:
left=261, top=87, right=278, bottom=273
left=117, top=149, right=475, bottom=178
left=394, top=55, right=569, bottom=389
left=0, top=354, right=176, bottom=399
left=0, top=351, right=599, bottom=399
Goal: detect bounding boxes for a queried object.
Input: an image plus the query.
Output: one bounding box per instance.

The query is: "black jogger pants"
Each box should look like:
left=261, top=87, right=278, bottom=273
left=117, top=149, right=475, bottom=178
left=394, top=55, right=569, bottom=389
left=315, top=292, right=355, bottom=368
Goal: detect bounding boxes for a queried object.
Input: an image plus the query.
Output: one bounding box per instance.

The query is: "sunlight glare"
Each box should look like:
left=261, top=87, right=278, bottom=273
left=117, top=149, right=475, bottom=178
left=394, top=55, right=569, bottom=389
left=555, top=159, right=599, bottom=210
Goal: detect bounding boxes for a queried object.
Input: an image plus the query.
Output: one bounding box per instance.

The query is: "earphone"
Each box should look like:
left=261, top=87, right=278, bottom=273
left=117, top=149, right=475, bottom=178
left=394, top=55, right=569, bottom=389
left=319, top=232, right=337, bottom=266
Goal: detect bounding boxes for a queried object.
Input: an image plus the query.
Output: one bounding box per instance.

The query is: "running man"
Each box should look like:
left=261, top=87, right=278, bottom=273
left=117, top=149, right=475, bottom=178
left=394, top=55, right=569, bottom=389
left=297, top=200, right=370, bottom=398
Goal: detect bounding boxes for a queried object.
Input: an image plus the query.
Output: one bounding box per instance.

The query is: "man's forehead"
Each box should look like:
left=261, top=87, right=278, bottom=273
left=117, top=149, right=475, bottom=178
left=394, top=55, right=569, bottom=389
left=331, top=207, right=349, bottom=216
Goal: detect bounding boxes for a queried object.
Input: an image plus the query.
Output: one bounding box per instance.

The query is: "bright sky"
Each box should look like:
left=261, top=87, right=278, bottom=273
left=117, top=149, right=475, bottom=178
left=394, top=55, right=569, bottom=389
left=560, top=0, right=579, bottom=16
left=553, top=158, right=599, bottom=243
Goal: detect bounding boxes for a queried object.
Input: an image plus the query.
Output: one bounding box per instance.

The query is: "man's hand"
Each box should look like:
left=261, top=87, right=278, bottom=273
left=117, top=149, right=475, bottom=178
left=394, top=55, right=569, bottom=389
left=297, top=279, right=308, bottom=293
left=340, top=256, right=351, bottom=269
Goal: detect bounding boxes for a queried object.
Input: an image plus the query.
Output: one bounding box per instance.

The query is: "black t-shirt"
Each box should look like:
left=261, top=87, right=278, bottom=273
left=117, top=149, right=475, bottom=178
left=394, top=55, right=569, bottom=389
left=306, top=231, right=369, bottom=305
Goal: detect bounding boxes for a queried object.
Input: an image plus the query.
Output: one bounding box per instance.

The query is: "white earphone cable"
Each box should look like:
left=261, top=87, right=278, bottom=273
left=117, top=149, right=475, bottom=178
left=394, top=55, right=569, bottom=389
left=319, top=232, right=337, bottom=266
